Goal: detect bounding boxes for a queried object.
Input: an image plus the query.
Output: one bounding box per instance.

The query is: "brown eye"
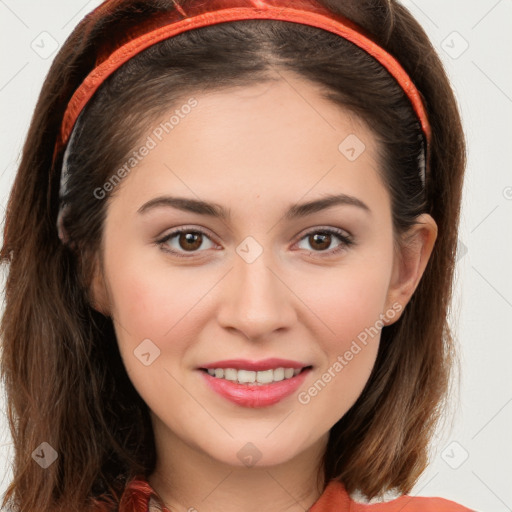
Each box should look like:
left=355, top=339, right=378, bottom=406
left=157, top=227, right=216, bottom=257
left=296, top=227, right=354, bottom=256
left=308, top=232, right=332, bottom=251
left=178, top=232, right=203, bottom=251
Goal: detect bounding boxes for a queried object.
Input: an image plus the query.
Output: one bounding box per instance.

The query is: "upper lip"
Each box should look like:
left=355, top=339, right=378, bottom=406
left=199, top=358, right=311, bottom=371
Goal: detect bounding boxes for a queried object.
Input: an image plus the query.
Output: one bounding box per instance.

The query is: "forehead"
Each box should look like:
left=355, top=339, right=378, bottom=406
left=110, top=72, right=388, bottom=215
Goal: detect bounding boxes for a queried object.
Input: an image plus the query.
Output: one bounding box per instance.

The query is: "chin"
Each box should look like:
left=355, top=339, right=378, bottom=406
left=203, top=433, right=310, bottom=470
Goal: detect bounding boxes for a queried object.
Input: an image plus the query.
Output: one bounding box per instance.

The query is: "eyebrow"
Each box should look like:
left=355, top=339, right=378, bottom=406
left=137, top=193, right=371, bottom=220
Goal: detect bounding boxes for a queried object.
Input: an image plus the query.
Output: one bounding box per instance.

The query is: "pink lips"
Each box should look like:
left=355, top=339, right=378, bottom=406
left=199, top=358, right=307, bottom=371
left=198, top=358, right=312, bottom=408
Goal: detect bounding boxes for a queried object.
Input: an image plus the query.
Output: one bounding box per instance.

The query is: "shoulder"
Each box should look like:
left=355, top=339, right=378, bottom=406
left=310, top=479, right=476, bottom=512
left=350, top=494, right=476, bottom=511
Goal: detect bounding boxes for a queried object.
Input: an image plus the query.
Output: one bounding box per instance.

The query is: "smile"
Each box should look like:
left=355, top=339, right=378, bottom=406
left=200, top=366, right=308, bottom=385
left=198, top=364, right=313, bottom=408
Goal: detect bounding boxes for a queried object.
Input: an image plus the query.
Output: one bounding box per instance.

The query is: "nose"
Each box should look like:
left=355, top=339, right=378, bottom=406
left=216, top=248, right=297, bottom=342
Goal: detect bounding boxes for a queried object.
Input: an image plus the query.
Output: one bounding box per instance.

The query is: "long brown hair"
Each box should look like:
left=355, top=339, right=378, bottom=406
left=0, top=0, right=466, bottom=510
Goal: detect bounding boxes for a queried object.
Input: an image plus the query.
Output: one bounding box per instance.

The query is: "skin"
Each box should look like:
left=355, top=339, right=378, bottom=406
left=90, top=71, right=437, bottom=512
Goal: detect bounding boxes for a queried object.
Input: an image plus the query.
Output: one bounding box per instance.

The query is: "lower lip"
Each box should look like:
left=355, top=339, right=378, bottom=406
left=199, top=368, right=311, bottom=408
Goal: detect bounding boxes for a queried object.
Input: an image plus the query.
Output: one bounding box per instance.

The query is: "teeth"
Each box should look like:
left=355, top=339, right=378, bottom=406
left=256, top=369, right=273, bottom=384
left=284, top=368, right=295, bottom=378
left=205, top=367, right=304, bottom=385
left=224, top=368, right=237, bottom=381
left=238, top=369, right=256, bottom=383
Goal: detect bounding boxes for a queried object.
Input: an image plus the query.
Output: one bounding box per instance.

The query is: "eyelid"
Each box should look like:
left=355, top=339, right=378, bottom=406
left=295, top=225, right=353, bottom=241
left=157, top=225, right=217, bottom=242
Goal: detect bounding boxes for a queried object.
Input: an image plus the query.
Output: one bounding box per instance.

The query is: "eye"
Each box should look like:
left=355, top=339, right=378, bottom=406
left=295, top=227, right=354, bottom=256
left=156, top=226, right=354, bottom=259
left=156, top=227, right=217, bottom=258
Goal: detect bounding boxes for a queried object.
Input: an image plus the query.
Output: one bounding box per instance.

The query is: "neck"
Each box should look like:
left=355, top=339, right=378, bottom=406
left=147, top=416, right=328, bottom=512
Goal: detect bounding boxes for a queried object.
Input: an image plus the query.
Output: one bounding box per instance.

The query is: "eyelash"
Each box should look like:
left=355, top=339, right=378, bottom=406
left=155, top=226, right=354, bottom=259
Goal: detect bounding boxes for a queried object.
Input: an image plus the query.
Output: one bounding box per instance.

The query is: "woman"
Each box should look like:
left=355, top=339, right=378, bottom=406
left=0, top=0, right=473, bottom=510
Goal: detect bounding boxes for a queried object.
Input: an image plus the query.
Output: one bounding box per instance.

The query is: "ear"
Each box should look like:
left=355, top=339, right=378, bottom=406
left=89, top=255, right=111, bottom=316
left=383, top=213, right=438, bottom=325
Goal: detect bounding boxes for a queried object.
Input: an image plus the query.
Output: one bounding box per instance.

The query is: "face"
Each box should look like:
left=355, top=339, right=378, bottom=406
left=91, top=71, right=432, bottom=470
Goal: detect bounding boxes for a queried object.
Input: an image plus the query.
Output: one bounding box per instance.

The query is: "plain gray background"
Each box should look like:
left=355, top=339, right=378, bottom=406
left=0, top=1, right=511, bottom=511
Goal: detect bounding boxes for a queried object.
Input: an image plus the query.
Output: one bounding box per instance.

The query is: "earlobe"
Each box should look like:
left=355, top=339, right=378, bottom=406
left=384, top=214, right=438, bottom=325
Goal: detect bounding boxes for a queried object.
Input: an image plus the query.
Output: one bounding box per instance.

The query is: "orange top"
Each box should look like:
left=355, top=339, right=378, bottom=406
left=115, top=475, right=475, bottom=512
left=309, top=479, right=475, bottom=512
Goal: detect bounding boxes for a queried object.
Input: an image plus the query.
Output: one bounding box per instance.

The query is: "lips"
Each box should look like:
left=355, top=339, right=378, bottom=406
left=199, top=358, right=309, bottom=372
left=197, top=358, right=313, bottom=408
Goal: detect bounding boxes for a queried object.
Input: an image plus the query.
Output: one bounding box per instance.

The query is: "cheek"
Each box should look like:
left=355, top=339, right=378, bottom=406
left=104, top=256, right=207, bottom=413
left=105, top=249, right=211, bottom=343
left=101, top=243, right=218, bottom=401
left=295, top=258, right=391, bottom=346
left=291, top=257, right=391, bottom=417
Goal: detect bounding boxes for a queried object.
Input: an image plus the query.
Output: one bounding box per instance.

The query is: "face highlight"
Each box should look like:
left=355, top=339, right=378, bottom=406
left=91, top=72, right=427, bottom=477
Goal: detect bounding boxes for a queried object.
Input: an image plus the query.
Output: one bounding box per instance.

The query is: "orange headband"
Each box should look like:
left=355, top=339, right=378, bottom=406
left=54, top=0, right=431, bottom=217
